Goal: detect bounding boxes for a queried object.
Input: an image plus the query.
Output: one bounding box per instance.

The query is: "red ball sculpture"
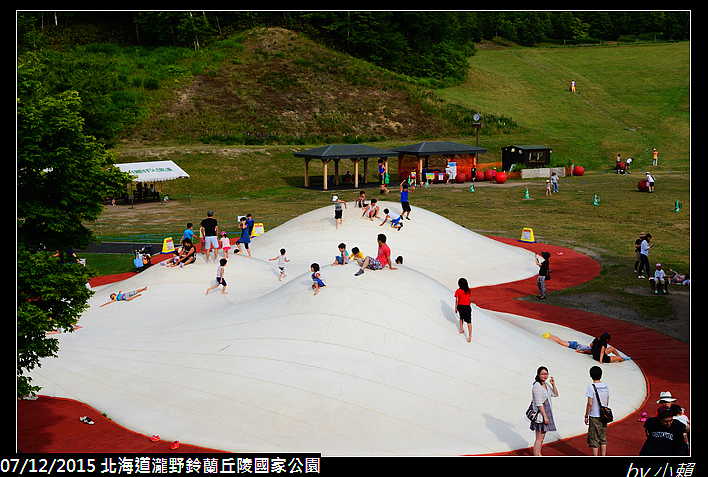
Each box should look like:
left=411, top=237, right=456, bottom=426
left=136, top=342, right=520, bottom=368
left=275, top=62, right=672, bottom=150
left=573, top=166, right=585, bottom=176
left=494, top=172, right=507, bottom=184
left=475, top=171, right=485, bottom=181
left=638, top=179, right=649, bottom=192
left=455, top=173, right=466, bottom=183
left=484, top=169, right=495, bottom=181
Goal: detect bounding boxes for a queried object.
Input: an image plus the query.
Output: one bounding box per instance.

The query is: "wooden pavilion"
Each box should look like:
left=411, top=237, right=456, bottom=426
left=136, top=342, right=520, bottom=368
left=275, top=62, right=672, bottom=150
left=293, top=144, right=398, bottom=190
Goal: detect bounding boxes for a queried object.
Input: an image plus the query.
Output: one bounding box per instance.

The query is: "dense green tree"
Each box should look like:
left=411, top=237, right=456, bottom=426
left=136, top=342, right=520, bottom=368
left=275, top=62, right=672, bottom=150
left=17, top=52, right=132, bottom=398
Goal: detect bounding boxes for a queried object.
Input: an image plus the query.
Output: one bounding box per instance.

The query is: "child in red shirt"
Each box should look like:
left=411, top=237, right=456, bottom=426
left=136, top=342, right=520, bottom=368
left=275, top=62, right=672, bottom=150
left=455, top=278, right=473, bottom=342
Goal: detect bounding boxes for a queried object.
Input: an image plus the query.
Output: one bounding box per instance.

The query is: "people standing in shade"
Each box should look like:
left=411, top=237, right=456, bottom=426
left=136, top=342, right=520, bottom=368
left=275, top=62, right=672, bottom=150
left=535, top=252, right=551, bottom=299
left=455, top=278, right=473, bottom=343
left=200, top=211, right=219, bottom=263
left=637, top=233, right=653, bottom=279
left=530, top=366, right=559, bottom=456
left=585, top=366, right=610, bottom=456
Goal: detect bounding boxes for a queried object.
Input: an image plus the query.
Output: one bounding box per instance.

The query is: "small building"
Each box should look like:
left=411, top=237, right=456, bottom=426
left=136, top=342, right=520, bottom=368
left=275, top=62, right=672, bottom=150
left=501, top=145, right=552, bottom=171
left=392, top=141, right=487, bottom=183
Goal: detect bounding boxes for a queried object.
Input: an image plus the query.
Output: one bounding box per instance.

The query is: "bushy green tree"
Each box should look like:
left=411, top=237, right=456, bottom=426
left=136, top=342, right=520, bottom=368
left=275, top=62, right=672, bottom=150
left=17, top=52, right=132, bottom=398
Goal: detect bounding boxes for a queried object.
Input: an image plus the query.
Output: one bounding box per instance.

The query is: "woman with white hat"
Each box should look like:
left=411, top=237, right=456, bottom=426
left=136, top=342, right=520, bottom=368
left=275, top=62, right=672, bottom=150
left=657, top=391, right=677, bottom=405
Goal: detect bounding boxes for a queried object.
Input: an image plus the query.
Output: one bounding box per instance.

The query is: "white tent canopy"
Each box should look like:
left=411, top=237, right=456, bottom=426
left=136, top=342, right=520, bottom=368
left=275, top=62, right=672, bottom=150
left=116, top=160, right=189, bottom=182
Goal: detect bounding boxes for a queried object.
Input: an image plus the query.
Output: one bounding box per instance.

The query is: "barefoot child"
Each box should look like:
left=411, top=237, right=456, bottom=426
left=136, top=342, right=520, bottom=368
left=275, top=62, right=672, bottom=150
left=380, top=208, right=403, bottom=231
left=269, top=248, right=290, bottom=281
left=362, top=199, right=379, bottom=221
left=100, top=286, right=148, bottom=306
left=311, top=263, right=325, bottom=295
left=206, top=259, right=228, bottom=295
left=220, top=231, right=231, bottom=258
left=332, top=195, right=347, bottom=229
left=332, top=243, right=349, bottom=265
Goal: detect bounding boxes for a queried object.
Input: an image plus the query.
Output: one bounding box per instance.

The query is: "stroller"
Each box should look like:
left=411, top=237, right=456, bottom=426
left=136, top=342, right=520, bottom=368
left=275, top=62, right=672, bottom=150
left=134, top=244, right=154, bottom=273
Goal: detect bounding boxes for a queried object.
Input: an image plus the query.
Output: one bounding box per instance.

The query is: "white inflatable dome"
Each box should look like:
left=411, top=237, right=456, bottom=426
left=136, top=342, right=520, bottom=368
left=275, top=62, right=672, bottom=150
left=30, top=202, right=645, bottom=455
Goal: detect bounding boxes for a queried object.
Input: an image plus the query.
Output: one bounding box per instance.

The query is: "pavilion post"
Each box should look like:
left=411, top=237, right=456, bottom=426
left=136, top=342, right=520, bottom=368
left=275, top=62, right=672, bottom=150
left=304, top=158, right=311, bottom=187
left=322, top=159, right=329, bottom=190
left=351, top=159, right=361, bottom=189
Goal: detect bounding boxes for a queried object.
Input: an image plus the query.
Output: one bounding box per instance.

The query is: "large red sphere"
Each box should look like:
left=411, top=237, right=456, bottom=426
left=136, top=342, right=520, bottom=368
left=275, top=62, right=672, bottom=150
left=484, top=169, right=495, bottom=181
left=617, top=161, right=626, bottom=170
left=475, top=171, right=485, bottom=181
left=495, top=172, right=507, bottom=184
left=573, top=166, right=585, bottom=176
left=455, top=173, right=466, bottom=183
left=638, top=179, right=649, bottom=192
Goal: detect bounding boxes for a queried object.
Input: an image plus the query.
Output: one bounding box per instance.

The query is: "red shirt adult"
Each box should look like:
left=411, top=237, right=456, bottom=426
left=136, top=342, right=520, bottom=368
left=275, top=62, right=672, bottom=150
left=376, top=242, right=391, bottom=267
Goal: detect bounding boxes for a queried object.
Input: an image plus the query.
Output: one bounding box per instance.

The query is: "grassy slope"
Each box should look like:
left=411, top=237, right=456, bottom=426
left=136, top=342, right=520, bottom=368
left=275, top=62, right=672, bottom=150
left=94, top=34, right=689, bottom=340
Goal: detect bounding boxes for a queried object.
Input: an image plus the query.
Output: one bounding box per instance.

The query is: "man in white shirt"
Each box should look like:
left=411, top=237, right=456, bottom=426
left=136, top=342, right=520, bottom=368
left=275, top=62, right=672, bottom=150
left=585, top=365, right=610, bottom=456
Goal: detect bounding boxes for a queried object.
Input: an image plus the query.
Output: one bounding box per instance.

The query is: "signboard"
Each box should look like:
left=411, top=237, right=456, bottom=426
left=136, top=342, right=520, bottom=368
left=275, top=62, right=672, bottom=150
left=519, top=228, right=536, bottom=243
left=162, top=237, right=175, bottom=254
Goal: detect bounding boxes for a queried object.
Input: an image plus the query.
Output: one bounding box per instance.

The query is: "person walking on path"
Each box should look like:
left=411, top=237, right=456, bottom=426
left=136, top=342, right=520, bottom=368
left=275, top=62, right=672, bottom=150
left=530, top=366, right=559, bottom=456
left=585, top=365, right=610, bottom=456
left=200, top=211, right=219, bottom=263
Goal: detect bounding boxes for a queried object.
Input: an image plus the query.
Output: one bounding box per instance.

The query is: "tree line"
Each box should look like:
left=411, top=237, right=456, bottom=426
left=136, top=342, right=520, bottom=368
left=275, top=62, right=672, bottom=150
left=19, top=11, right=690, bottom=86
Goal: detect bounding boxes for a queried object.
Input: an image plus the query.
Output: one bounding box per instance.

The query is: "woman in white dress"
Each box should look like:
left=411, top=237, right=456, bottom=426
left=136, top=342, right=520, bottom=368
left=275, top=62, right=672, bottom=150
left=530, top=366, right=559, bottom=456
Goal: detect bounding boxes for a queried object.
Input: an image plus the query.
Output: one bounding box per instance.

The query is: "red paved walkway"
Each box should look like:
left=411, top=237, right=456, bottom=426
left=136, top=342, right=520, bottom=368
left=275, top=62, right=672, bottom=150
left=16, top=238, right=689, bottom=455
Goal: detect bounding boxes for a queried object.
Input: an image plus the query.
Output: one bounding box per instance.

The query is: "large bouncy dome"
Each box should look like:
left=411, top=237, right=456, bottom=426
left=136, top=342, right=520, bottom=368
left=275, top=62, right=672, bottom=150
left=29, top=203, right=645, bottom=456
